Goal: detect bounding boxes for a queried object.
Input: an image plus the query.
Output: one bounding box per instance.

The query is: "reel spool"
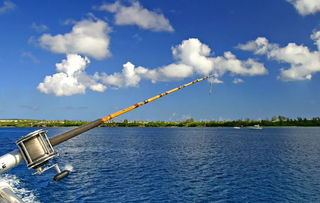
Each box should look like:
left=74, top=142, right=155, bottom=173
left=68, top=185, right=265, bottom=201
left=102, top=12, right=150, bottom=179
left=16, top=129, right=69, bottom=181
left=16, top=129, right=56, bottom=169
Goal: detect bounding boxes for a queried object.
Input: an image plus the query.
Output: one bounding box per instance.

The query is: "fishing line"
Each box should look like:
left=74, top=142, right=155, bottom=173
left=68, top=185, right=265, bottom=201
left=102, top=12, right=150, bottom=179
left=208, top=72, right=216, bottom=95
left=209, top=80, right=213, bottom=95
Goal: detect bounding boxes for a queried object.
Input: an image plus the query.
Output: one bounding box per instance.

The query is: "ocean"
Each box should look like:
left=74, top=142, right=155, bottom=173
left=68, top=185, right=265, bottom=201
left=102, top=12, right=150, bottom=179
left=0, top=127, right=320, bottom=202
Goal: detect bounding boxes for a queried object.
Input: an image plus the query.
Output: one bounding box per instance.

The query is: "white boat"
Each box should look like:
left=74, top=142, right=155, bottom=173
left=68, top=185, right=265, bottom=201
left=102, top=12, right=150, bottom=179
left=233, top=126, right=241, bottom=129
left=248, top=124, right=263, bottom=130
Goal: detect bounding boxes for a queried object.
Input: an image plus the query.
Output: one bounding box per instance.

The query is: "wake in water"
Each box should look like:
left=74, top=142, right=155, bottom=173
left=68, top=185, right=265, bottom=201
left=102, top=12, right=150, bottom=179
left=64, top=164, right=74, bottom=172
left=0, top=174, right=40, bottom=203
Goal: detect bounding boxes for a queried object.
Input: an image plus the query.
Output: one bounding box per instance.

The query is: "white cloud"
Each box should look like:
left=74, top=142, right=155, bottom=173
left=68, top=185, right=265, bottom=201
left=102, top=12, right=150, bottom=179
left=172, top=38, right=213, bottom=75
left=233, top=78, right=244, bottom=84
left=21, top=51, right=40, bottom=63
left=97, top=38, right=267, bottom=88
left=98, top=62, right=194, bottom=88
left=99, top=1, right=174, bottom=32
left=287, top=0, right=320, bottom=15
left=157, top=63, right=194, bottom=79
left=39, top=38, right=267, bottom=96
left=38, top=72, right=86, bottom=96
left=237, top=37, right=276, bottom=55
left=213, top=52, right=268, bottom=76
left=99, top=62, right=143, bottom=88
left=38, top=19, right=111, bottom=59
left=171, top=38, right=267, bottom=77
left=238, top=30, right=320, bottom=81
left=208, top=77, right=224, bottom=84
left=311, top=30, right=320, bottom=49
left=31, top=23, right=48, bottom=32
left=37, top=54, right=106, bottom=96
left=0, top=0, right=15, bottom=14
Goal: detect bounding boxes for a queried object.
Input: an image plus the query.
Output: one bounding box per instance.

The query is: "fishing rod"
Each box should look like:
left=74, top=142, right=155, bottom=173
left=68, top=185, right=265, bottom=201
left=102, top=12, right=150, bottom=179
left=0, top=75, right=213, bottom=182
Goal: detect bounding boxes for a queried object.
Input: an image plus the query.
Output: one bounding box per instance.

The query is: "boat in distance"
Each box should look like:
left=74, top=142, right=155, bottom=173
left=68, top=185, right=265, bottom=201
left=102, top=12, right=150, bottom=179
left=248, top=124, right=263, bottom=130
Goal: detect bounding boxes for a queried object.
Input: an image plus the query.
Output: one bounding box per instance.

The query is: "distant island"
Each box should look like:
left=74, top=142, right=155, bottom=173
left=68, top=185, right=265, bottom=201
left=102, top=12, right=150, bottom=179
left=1, top=116, right=320, bottom=127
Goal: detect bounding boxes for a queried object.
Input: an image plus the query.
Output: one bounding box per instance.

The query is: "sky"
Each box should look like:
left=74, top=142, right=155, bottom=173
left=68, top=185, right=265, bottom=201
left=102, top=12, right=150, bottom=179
left=0, top=0, right=320, bottom=121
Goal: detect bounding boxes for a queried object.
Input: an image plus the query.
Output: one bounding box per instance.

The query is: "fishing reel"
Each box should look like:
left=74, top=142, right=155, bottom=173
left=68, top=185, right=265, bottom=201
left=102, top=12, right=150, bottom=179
left=16, top=129, right=69, bottom=181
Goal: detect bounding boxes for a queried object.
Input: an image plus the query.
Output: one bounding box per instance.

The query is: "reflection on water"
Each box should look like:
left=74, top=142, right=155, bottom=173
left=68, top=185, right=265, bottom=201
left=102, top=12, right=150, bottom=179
left=0, top=127, right=320, bottom=202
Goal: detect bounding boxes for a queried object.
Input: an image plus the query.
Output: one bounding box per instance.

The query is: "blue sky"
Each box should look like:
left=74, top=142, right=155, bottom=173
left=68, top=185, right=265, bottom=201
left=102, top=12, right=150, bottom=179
left=0, top=0, right=320, bottom=121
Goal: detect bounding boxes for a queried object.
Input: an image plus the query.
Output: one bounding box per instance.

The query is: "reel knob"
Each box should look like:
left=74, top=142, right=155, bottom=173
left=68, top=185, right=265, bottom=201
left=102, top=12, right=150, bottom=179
left=52, top=164, right=70, bottom=181
left=53, top=170, right=70, bottom=181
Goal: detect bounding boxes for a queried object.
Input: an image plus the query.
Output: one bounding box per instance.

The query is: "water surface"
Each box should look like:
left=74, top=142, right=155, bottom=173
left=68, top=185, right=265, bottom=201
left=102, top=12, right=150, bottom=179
left=0, top=127, right=320, bottom=202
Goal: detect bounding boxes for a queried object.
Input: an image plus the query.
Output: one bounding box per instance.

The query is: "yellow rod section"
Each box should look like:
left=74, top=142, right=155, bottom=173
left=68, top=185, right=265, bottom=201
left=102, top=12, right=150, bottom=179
left=100, top=75, right=213, bottom=122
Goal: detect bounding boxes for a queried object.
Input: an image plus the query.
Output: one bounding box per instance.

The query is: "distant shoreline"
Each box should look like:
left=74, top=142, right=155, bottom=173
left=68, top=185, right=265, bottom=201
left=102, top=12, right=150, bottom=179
left=1, top=117, right=320, bottom=127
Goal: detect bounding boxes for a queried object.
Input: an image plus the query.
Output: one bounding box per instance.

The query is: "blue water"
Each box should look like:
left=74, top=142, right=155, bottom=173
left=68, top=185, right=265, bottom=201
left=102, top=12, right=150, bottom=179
left=1, top=127, right=320, bottom=202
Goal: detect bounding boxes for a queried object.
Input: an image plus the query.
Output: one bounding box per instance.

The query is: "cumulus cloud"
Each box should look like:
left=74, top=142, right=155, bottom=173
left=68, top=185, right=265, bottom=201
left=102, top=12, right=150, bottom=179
left=38, top=19, right=111, bottom=59
left=37, top=54, right=106, bottom=96
left=213, top=52, right=268, bottom=76
left=287, top=0, right=320, bottom=15
left=238, top=30, right=320, bottom=81
left=97, top=38, right=267, bottom=88
left=98, top=62, right=195, bottom=88
left=156, top=64, right=194, bottom=80
left=99, top=1, right=174, bottom=32
left=99, top=62, right=144, bottom=88
left=172, top=38, right=213, bottom=75
left=172, top=39, right=267, bottom=77
left=0, top=0, right=15, bottom=14
left=38, top=38, right=267, bottom=96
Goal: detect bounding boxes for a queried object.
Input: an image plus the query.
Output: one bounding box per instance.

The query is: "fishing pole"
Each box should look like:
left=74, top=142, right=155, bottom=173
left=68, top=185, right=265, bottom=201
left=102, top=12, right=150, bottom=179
left=0, top=75, right=213, bottom=182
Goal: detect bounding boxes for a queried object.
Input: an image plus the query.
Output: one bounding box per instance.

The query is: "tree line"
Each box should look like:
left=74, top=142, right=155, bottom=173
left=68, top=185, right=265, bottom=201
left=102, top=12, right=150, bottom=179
left=1, top=116, right=320, bottom=127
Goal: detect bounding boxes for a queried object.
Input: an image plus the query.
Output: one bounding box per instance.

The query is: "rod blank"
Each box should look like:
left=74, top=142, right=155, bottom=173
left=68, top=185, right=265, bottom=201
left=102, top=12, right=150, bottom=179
left=49, top=75, right=213, bottom=146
